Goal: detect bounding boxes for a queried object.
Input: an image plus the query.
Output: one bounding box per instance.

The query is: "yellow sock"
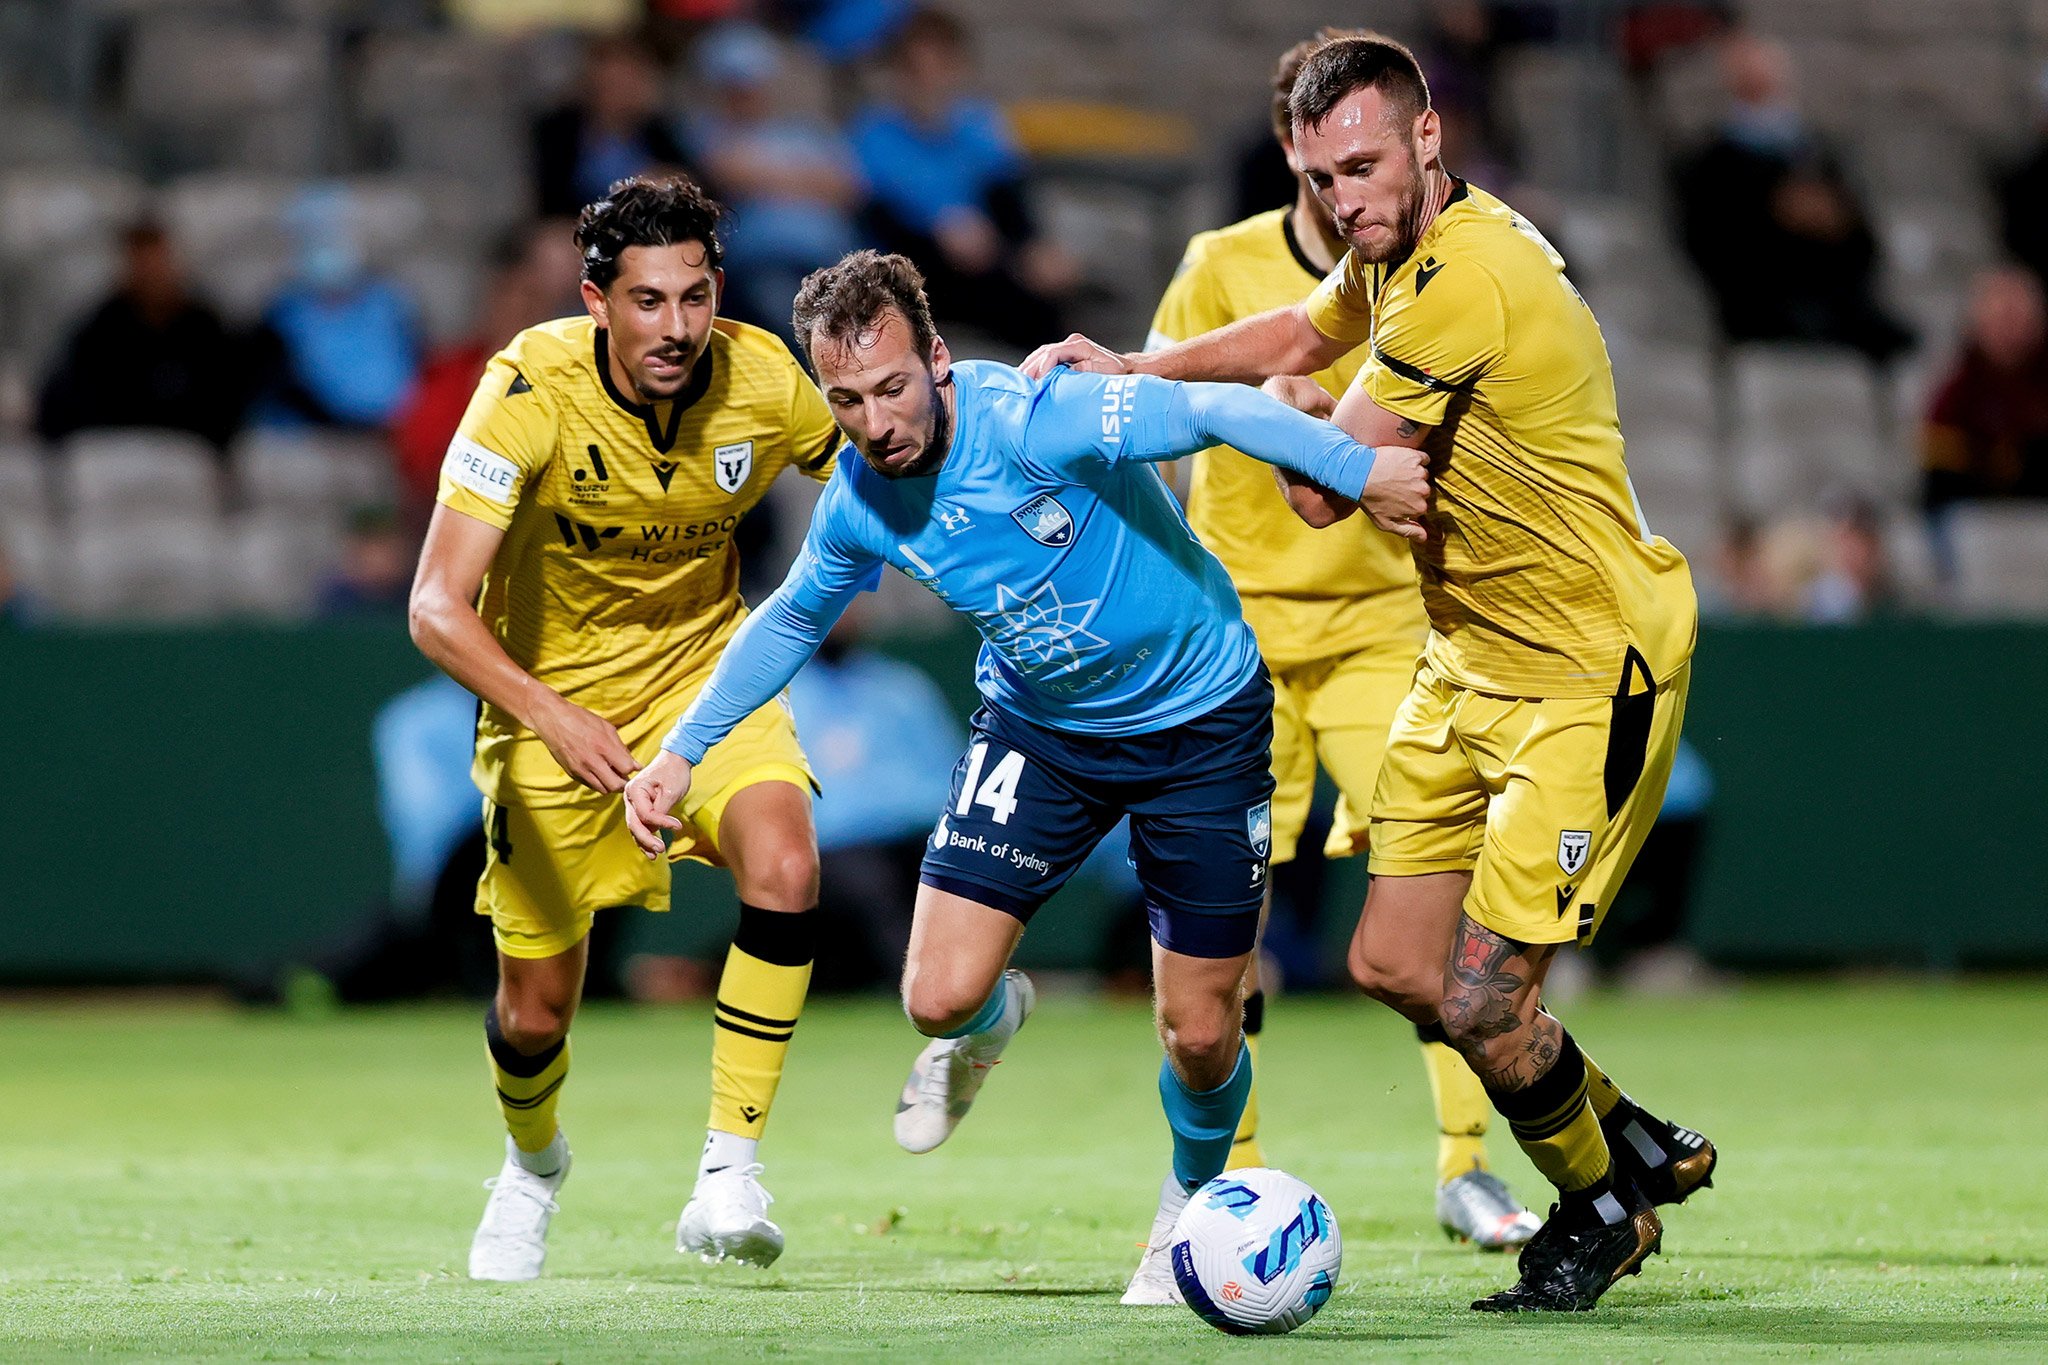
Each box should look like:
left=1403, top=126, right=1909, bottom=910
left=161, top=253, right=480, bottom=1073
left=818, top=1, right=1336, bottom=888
left=1490, top=1032, right=1613, bottom=1194
left=1419, top=1027, right=1492, bottom=1184
left=1580, top=1044, right=1626, bottom=1121
left=1225, top=992, right=1265, bottom=1169
left=485, top=1007, right=569, bottom=1154
left=709, top=905, right=815, bottom=1140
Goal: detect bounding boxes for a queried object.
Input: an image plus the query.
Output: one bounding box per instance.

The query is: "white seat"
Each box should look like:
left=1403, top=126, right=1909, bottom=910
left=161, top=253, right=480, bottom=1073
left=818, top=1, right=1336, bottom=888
left=224, top=508, right=342, bottom=617
left=162, top=172, right=300, bottom=321
left=0, top=439, right=48, bottom=519
left=231, top=430, right=395, bottom=515
left=1727, top=346, right=1903, bottom=510
left=1944, top=503, right=2048, bottom=617
left=57, top=511, right=227, bottom=620
left=0, top=170, right=145, bottom=264
left=59, top=429, right=223, bottom=518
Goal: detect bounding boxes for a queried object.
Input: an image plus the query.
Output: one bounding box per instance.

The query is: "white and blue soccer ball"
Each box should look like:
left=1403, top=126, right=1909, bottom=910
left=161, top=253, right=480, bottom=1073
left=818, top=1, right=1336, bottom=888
left=1169, top=1167, right=1342, bottom=1335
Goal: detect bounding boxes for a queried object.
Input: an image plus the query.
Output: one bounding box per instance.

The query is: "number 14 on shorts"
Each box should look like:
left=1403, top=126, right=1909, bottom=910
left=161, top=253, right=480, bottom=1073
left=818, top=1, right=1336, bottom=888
left=957, top=741, right=1026, bottom=825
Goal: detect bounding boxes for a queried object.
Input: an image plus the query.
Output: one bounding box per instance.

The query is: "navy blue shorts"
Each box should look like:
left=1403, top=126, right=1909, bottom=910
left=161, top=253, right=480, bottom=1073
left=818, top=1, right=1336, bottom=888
left=919, top=668, right=1276, bottom=959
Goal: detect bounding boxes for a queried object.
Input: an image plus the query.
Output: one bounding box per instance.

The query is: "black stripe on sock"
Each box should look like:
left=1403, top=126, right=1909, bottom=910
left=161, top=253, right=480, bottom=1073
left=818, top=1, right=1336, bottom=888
left=731, top=904, right=817, bottom=968
left=714, top=1017, right=795, bottom=1043
left=1242, top=989, right=1266, bottom=1037
left=1415, top=1020, right=1450, bottom=1046
left=1488, top=1031, right=1588, bottom=1124
left=496, top=1074, right=566, bottom=1111
left=716, top=1001, right=798, bottom=1029
left=485, top=1005, right=565, bottom=1078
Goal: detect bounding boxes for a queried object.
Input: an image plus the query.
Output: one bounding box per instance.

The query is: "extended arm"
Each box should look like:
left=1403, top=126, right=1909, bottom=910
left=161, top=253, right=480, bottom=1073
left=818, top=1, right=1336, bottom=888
left=409, top=503, right=641, bottom=791
left=1021, top=303, right=1351, bottom=384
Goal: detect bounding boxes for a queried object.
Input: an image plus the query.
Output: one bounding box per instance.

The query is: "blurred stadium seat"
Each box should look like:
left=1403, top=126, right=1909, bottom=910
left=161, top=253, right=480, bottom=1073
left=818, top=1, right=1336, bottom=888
left=123, top=17, right=329, bottom=173
left=1724, top=345, right=1902, bottom=510
left=1945, top=503, right=2048, bottom=616
left=59, top=513, right=226, bottom=620
left=231, top=429, right=395, bottom=516
left=58, top=429, right=224, bottom=519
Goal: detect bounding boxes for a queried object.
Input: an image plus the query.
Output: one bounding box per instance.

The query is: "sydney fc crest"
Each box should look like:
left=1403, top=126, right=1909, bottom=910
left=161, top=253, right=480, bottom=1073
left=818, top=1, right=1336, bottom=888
left=1011, top=493, right=1075, bottom=547
left=1248, top=801, right=1273, bottom=859
left=713, top=440, right=754, bottom=495
left=1557, top=829, right=1592, bottom=876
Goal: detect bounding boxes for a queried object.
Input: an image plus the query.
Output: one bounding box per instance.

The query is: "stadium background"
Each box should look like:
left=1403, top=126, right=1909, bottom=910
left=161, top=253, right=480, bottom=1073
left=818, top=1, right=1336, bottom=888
left=4, top=0, right=2045, bottom=985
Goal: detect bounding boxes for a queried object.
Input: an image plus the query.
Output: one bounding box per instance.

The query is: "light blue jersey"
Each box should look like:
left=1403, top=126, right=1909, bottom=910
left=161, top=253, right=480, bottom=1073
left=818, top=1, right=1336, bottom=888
left=665, top=361, right=1378, bottom=761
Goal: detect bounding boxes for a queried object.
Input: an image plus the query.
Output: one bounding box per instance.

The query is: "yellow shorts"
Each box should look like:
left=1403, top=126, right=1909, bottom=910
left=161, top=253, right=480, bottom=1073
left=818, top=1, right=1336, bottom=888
left=1367, top=651, right=1689, bottom=946
left=1269, top=642, right=1421, bottom=864
left=478, top=696, right=814, bottom=960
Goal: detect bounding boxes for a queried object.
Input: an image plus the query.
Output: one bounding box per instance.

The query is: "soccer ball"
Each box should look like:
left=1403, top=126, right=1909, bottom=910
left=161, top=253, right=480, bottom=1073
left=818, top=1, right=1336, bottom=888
left=1169, top=1167, right=1341, bottom=1335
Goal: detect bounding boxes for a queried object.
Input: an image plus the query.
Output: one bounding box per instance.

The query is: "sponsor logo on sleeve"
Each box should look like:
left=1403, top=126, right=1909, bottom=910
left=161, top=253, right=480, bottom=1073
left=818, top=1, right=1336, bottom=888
left=444, top=437, right=520, bottom=504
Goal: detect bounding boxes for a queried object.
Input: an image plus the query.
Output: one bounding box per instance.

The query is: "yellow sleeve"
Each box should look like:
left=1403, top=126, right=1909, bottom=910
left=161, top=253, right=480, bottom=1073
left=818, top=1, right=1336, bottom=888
left=787, top=369, right=841, bottom=484
left=436, top=353, right=558, bottom=529
left=1359, top=259, right=1508, bottom=427
left=1147, top=239, right=1231, bottom=349
left=1302, top=252, right=1377, bottom=349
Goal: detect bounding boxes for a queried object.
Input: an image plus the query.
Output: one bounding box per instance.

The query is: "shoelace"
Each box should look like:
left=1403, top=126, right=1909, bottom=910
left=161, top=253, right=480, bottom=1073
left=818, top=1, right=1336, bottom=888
left=918, top=1041, right=968, bottom=1107
left=704, top=1162, right=774, bottom=1214
left=480, top=1173, right=560, bottom=1225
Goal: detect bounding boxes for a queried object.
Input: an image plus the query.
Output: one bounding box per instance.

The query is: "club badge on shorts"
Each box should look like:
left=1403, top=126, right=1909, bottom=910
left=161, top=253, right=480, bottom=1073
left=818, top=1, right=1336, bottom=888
left=1557, top=829, right=1592, bottom=876
left=1248, top=800, right=1273, bottom=859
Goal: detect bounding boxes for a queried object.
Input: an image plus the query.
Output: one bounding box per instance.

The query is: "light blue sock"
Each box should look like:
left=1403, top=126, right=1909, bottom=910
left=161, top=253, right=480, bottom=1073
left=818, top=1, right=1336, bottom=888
left=936, top=976, right=1011, bottom=1039
left=1158, top=1042, right=1253, bottom=1191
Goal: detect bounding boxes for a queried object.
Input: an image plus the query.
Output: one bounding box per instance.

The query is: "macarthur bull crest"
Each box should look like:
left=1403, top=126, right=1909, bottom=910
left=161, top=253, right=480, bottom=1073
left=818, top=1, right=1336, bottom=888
left=1557, top=829, right=1592, bottom=876
left=1011, top=493, right=1074, bottom=547
left=713, top=440, right=754, bottom=495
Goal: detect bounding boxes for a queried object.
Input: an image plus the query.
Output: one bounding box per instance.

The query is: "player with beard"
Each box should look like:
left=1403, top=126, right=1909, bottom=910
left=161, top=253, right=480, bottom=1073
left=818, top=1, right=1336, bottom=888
left=1024, top=33, right=1714, bottom=1312
left=410, top=175, right=839, bottom=1280
left=622, top=249, right=1429, bottom=1301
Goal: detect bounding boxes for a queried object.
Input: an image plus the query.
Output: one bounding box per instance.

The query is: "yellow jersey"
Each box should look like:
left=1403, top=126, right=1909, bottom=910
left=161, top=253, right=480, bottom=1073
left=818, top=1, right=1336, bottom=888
left=1304, top=181, right=1697, bottom=698
left=437, top=314, right=839, bottom=803
left=1150, top=209, right=1426, bottom=670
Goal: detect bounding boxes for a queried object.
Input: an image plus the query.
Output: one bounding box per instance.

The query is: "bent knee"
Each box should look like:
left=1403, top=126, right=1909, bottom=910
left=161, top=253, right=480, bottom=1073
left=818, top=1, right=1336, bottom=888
left=496, top=999, right=572, bottom=1054
left=1156, top=1005, right=1238, bottom=1066
left=901, top=970, right=993, bottom=1037
left=1347, top=941, right=1441, bottom=1019
left=739, top=846, right=821, bottom=911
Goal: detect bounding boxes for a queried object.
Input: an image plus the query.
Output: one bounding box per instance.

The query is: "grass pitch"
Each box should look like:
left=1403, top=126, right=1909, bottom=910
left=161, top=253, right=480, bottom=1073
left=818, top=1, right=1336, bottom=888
left=5, top=981, right=2045, bottom=1361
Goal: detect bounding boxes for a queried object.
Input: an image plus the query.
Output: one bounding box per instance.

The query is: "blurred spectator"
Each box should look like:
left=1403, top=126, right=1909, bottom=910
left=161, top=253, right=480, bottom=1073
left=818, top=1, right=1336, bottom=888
left=36, top=221, right=254, bottom=452
left=253, top=187, right=421, bottom=431
left=1803, top=493, right=1896, bottom=623
left=533, top=31, right=696, bottom=218
left=682, top=24, right=864, bottom=338
left=390, top=224, right=578, bottom=503
left=1699, top=514, right=1772, bottom=616
left=1422, top=1, right=1515, bottom=187
left=1920, top=266, right=2048, bottom=516
left=850, top=7, right=1079, bottom=348
left=1996, top=65, right=2048, bottom=286
left=784, top=607, right=962, bottom=988
left=0, top=542, right=44, bottom=628
left=315, top=506, right=415, bottom=618
left=778, top=0, right=918, bottom=65
left=1672, top=33, right=1913, bottom=364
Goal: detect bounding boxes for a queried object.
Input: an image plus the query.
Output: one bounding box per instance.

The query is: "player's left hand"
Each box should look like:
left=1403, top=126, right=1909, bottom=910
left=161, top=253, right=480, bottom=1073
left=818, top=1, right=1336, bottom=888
left=1260, top=375, right=1336, bottom=418
left=1020, top=333, right=1131, bottom=380
left=623, top=751, right=694, bottom=860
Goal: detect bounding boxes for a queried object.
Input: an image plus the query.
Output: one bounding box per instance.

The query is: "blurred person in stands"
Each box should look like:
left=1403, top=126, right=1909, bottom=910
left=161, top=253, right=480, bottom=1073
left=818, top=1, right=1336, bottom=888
left=533, top=31, right=696, bottom=219
left=315, top=505, right=416, bottom=618
left=36, top=220, right=254, bottom=452
left=1585, top=737, right=1722, bottom=996
left=681, top=24, right=865, bottom=338
left=850, top=6, right=1079, bottom=348
left=391, top=225, right=579, bottom=504
left=1673, top=32, right=1913, bottom=364
left=1803, top=492, right=1896, bottom=623
left=0, top=541, right=45, bottom=627
left=1920, top=266, right=2048, bottom=517
left=784, top=604, right=963, bottom=990
left=252, top=186, right=421, bottom=431
left=1996, top=65, right=2048, bottom=285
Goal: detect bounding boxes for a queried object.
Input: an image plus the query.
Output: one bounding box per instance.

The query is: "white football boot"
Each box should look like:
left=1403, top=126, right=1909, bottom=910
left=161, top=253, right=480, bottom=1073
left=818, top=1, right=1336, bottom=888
left=469, top=1134, right=571, bottom=1282
left=894, top=970, right=1035, bottom=1155
left=1437, top=1165, right=1543, bottom=1250
left=677, top=1162, right=785, bottom=1266
left=1121, top=1174, right=1191, bottom=1306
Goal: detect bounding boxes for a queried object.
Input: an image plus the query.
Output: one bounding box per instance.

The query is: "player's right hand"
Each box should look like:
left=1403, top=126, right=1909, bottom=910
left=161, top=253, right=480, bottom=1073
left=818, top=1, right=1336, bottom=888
left=533, top=698, right=642, bottom=793
left=1020, top=333, right=1133, bottom=380
left=1359, top=445, right=1433, bottom=544
left=623, top=751, right=694, bottom=859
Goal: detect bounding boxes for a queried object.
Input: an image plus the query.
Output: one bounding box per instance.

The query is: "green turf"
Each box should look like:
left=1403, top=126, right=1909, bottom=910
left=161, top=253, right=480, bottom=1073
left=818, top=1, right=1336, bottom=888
left=5, top=982, right=2045, bottom=1361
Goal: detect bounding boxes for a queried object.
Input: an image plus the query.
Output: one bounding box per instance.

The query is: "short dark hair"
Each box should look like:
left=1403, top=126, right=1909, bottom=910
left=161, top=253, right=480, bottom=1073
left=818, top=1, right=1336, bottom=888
left=1288, top=33, right=1431, bottom=134
left=1271, top=28, right=1375, bottom=142
left=789, top=249, right=939, bottom=374
left=574, top=174, right=725, bottom=290
left=896, top=5, right=969, bottom=58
